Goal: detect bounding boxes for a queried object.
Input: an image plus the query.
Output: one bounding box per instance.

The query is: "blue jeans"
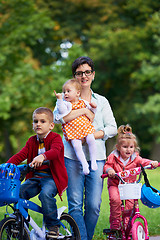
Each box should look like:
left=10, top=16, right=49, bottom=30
left=65, top=157, right=105, bottom=240
left=19, top=177, right=60, bottom=228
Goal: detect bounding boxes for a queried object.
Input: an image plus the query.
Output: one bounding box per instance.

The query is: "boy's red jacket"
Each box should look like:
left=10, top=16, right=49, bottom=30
left=7, top=132, right=68, bottom=199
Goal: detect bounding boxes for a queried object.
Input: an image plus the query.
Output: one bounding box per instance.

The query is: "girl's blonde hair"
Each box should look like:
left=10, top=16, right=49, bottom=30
left=116, top=124, right=140, bottom=153
left=62, top=78, right=82, bottom=93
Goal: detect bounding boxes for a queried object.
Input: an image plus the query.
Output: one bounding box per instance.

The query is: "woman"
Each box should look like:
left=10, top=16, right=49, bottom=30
left=53, top=56, right=117, bottom=240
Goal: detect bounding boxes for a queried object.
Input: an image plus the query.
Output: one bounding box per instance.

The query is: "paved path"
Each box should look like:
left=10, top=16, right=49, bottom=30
left=150, top=236, right=160, bottom=240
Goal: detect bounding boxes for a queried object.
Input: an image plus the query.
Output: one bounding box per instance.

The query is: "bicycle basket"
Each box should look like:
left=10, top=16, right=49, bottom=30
left=0, top=163, right=20, bottom=180
left=0, top=179, right=20, bottom=206
left=141, top=183, right=160, bottom=208
left=0, top=163, right=21, bottom=206
left=118, top=183, right=142, bottom=200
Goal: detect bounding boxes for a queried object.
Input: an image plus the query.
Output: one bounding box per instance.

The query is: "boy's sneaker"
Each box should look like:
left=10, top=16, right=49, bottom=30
left=46, top=226, right=59, bottom=239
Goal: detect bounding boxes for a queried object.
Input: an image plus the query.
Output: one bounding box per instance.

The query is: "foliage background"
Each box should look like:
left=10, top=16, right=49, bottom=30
left=1, top=0, right=160, bottom=160
left=0, top=0, right=160, bottom=238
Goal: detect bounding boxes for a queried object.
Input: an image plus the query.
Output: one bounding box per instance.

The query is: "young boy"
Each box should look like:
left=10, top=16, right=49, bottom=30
left=7, top=107, right=68, bottom=239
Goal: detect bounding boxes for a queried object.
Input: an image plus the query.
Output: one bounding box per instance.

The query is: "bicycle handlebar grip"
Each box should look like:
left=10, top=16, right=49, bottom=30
left=42, top=160, right=50, bottom=166
left=101, top=173, right=108, bottom=179
left=29, top=160, right=50, bottom=168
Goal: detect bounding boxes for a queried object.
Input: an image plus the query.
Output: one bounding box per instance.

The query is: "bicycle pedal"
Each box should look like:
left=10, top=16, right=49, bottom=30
left=11, top=228, right=19, bottom=238
left=103, top=228, right=114, bottom=234
left=46, top=237, right=59, bottom=240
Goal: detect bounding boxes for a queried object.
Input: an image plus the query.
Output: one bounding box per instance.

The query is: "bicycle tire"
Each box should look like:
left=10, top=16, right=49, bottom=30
left=0, top=217, right=30, bottom=240
left=60, top=212, right=81, bottom=240
left=132, top=221, right=145, bottom=240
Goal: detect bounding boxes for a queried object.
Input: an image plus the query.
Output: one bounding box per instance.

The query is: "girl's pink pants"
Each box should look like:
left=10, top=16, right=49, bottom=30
left=108, top=185, right=134, bottom=229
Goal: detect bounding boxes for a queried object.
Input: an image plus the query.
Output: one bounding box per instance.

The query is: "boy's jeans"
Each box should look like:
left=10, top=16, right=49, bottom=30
left=65, top=157, right=105, bottom=240
left=19, top=177, right=60, bottom=228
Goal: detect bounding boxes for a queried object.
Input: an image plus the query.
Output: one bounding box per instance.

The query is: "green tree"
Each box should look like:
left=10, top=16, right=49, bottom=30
left=86, top=0, right=160, bottom=156
left=0, top=0, right=57, bottom=161
left=1, top=0, right=160, bottom=161
left=46, top=0, right=160, bottom=156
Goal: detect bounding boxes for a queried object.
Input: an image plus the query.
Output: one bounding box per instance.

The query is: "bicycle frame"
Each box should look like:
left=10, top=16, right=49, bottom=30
left=120, top=199, right=149, bottom=240
left=7, top=198, right=67, bottom=240
left=131, top=205, right=149, bottom=240
left=15, top=199, right=44, bottom=239
left=0, top=163, right=79, bottom=240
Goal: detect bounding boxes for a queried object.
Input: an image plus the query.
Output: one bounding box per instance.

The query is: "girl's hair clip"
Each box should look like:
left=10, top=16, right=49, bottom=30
left=124, top=131, right=132, bottom=136
left=118, top=124, right=132, bottom=135
left=123, top=125, right=132, bottom=134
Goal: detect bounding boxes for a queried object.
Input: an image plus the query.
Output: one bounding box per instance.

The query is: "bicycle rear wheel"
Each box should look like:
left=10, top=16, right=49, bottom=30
left=0, top=217, right=30, bottom=240
left=132, top=221, right=145, bottom=240
left=59, top=213, right=81, bottom=240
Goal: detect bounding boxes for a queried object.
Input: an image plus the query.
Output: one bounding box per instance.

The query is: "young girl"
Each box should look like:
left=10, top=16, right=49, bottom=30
left=54, top=79, right=97, bottom=175
left=103, top=124, right=158, bottom=231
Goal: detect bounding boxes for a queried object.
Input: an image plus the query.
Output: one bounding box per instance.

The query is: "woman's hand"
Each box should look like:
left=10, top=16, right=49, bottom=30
left=85, top=108, right=95, bottom=122
left=63, top=108, right=95, bottom=123
left=94, top=130, right=104, bottom=140
left=81, top=137, right=86, bottom=144
left=89, top=102, right=97, bottom=109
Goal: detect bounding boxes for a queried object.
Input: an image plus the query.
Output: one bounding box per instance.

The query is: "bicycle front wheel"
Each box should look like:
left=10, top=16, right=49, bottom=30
left=0, top=217, right=30, bottom=240
left=59, top=213, right=81, bottom=240
left=132, top=221, right=145, bottom=240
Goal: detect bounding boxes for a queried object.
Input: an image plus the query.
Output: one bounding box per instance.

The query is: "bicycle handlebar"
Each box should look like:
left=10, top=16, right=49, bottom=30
left=101, top=162, right=160, bottom=182
left=28, top=160, right=50, bottom=168
left=18, top=160, right=50, bottom=181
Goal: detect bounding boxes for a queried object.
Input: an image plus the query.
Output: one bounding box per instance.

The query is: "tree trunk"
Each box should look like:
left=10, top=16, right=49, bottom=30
left=106, top=137, right=116, bottom=156
left=4, top=127, right=12, bottom=160
left=150, top=139, right=160, bottom=161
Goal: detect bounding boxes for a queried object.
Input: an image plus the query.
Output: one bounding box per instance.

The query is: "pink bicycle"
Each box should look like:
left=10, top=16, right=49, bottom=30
left=101, top=163, right=160, bottom=240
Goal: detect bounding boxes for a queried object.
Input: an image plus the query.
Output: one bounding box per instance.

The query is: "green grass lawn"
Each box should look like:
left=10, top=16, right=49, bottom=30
left=0, top=168, right=160, bottom=239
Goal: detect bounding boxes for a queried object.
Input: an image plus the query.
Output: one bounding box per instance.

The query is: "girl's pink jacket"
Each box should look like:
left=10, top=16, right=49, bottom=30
left=103, top=150, right=152, bottom=187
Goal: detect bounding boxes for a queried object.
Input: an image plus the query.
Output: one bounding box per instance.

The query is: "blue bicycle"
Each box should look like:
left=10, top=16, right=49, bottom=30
left=0, top=162, right=81, bottom=240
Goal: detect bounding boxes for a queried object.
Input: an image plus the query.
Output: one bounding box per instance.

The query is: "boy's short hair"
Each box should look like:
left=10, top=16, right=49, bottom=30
left=62, top=78, right=82, bottom=93
left=33, top=107, right=53, bottom=122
